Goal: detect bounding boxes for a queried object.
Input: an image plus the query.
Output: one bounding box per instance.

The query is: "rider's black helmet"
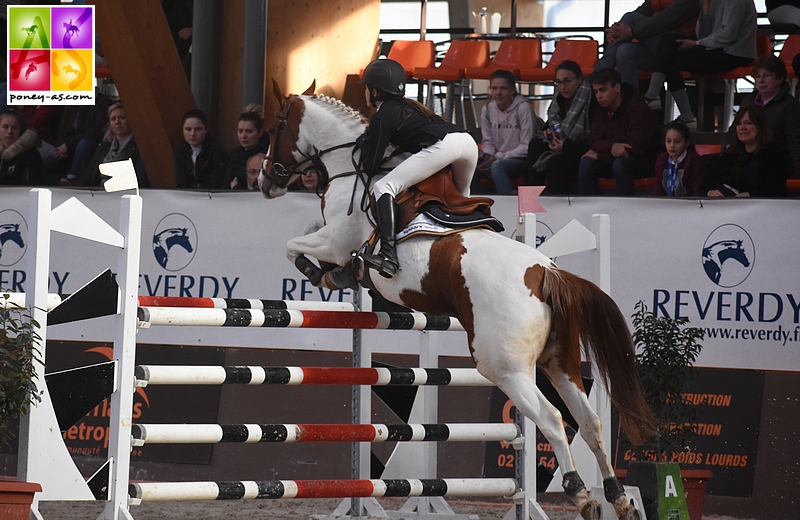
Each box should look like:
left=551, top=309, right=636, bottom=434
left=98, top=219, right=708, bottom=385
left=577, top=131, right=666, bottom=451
left=359, top=59, right=406, bottom=97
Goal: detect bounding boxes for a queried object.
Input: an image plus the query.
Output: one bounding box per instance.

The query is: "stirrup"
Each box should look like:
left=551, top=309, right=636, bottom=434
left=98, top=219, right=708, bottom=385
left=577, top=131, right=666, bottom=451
left=361, top=253, right=398, bottom=278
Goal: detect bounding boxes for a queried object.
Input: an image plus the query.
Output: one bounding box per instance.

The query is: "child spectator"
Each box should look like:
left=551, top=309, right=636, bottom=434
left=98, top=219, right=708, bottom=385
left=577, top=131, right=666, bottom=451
left=652, top=121, right=706, bottom=196
left=475, top=69, right=538, bottom=194
left=0, top=108, right=43, bottom=186
left=578, top=68, right=659, bottom=195
left=174, top=109, right=229, bottom=189
left=74, top=102, right=149, bottom=188
left=528, top=60, right=596, bottom=194
left=740, top=54, right=800, bottom=177
left=706, top=104, right=789, bottom=197
left=224, top=106, right=268, bottom=190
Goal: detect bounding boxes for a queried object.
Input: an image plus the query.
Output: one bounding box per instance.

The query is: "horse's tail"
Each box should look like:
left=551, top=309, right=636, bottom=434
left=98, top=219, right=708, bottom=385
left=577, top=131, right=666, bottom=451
left=542, top=267, right=656, bottom=445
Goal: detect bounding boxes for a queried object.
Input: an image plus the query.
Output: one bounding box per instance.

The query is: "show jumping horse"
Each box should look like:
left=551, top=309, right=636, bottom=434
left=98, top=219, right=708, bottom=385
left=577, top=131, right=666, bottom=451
left=259, top=82, right=655, bottom=520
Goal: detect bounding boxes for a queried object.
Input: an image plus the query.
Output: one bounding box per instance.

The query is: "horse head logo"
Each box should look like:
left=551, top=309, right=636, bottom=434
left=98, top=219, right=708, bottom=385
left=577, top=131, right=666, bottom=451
left=152, top=214, right=198, bottom=271
left=702, top=225, right=755, bottom=288
left=0, top=224, right=24, bottom=261
left=0, top=211, right=28, bottom=267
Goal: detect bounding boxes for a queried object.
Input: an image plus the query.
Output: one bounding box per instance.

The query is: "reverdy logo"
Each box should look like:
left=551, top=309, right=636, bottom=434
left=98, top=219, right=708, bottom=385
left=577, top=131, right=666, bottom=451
left=152, top=213, right=197, bottom=271
left=0, top=209, right=27, bottom=267
left=701, top=224, right=755, bottom=288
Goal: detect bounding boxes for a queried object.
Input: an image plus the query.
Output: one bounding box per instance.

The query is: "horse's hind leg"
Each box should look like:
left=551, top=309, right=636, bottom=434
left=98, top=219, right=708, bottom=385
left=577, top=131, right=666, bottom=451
left=494, top=371, right=601, bottom=520
left=540, top=364, right=638, bottom=520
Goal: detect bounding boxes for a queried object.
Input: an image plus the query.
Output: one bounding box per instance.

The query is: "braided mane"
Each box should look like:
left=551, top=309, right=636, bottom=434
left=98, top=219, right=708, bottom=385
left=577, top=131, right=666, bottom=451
left=308, top=94, right=369, bottom=131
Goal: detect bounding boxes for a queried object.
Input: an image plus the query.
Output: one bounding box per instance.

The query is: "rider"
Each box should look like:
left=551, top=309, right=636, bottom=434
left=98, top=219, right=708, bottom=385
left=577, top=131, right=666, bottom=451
left=357, top=58, right=478, bottom=278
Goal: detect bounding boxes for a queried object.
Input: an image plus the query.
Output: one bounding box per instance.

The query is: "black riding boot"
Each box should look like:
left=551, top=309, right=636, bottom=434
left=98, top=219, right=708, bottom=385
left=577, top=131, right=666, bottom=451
left=362, top=193, right=399, bottom=278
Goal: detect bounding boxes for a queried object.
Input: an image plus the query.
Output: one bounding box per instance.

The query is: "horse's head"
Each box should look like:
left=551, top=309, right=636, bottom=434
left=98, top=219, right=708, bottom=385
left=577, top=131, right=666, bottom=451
left=259, top=79, right=316, bottom=199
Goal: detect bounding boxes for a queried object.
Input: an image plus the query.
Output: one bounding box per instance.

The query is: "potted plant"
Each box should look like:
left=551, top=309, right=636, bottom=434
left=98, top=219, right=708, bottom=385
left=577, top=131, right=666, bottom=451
left=620, top=300, right=709, bottom=520
left=0, top=294, right=43, bottom=520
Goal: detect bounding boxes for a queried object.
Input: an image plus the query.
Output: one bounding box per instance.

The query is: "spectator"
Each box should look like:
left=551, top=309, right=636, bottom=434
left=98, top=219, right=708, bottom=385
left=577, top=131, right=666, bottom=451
left=652, top=121, right=706, bottom=196
left=224, top=107, right=268, bottom=190
left=794, top=54, right=800, bottom=86
left=174, top=109, right=229, bottom=189
left=0, top=108, right=43, bottom=186
left=245, top=152, right=265, bottom=191
left=578, top=68, right=659, bottom=195
left=19, top=105, right=62, bottom=167
left=161, top=0, right=193, bottom=76
left=706, top=104, right=790, bottom=197
left=74, top=102, right=149, bottom=188
left=528, top=60, right=597, bottom=194
left=643, top=0, right=757, bottom=127
left=766, top=0, right=800, bottom=27
left=475, top=69, right=538, bottom=195
left=51, top=92, right=113, bottom=184
left=740, top=54, right=800, bottom=177
left=293, top=165, right=327, bottom=193
left=595, top=0, right=700, bottom=88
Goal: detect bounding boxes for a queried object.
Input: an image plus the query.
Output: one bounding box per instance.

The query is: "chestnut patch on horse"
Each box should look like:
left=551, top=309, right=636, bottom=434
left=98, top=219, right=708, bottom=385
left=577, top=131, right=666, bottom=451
left=399, top=235, right=476, bottom=351
left=523, top=264, right=546, bottom=301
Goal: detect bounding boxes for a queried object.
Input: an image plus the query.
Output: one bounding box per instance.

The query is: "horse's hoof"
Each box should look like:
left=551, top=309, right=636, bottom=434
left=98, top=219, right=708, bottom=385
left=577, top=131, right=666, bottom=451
left=611, top=495, right=640, bottom=520
left=295, top=256, right=323, bottom=286
left=579, top=500, right=602, bottom=520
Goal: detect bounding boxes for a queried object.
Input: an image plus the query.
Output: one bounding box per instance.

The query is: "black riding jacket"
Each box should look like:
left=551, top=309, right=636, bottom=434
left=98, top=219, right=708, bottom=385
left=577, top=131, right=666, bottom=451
left=358, top=99, right=464, bottom=178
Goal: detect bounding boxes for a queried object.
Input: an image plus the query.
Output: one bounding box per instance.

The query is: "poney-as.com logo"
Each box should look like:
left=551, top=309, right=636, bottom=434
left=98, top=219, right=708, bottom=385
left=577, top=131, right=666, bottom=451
left=152, top=213, right=197, bottom=271
left=701, top=224, right=755, bottom=288
left=0, top=209, right=27, bottom=267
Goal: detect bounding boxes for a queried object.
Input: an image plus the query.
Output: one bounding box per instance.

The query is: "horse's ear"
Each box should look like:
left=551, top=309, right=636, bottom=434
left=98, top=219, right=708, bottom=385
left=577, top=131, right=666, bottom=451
left=302, top=80, right=316, bottom=96
left=272, top=79, right=284, bottom=103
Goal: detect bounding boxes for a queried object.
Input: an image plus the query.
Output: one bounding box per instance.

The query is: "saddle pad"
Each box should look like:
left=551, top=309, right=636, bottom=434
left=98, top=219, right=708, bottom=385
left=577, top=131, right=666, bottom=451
left=396, top=210, right=504, bottom=244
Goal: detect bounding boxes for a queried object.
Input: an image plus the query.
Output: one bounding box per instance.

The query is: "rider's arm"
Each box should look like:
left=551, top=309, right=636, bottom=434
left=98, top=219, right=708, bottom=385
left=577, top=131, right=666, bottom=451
left=359, top=114, right=393, bottom=177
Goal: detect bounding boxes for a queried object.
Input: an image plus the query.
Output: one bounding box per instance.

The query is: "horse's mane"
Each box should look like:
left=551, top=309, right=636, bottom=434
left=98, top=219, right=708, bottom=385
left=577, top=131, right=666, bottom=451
left=306, top=94, right=369, bottom=131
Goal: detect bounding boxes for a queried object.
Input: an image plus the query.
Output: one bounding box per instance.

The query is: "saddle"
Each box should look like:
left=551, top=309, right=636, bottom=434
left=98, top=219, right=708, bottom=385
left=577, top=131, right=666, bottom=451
left=369, top=169, right=504, bottom=235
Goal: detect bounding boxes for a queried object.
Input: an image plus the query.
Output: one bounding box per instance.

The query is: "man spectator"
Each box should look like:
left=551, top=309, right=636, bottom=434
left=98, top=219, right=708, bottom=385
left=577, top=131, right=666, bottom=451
left=594, top=0, right=700, bottom=88
left=578, top=68, right=659, bottom=195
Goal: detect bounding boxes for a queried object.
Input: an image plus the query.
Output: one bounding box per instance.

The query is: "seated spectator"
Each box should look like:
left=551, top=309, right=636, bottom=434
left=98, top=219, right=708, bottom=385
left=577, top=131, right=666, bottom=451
left=578, top=68, right=659, bottom=195
left=795, top=54, right=800, bottom=84
left=174, top=109, right=229, bottom=189
left=292, top=165, right=327, bottom=193
left=740, top=54, right=800, bottom=177
left=244, top=152, right=265, bottom=191
left=52, top=93, right=113, bottom=184
left=0, top=109, right=43, bottom=186
left=595, top=0, right=699, bottom=88
left=643, top=0, right=757, bottom=127
left=706, top=104, right=789, bottom=197
left=74, top=102, right=150, bottom=188
left=224, top=107, right=269, bottom=190
left=652, top=121, right=706, bottom=196
left=767, top=0, right=800, bottom=28
left=528, top=60, right=596, bottom=194
left=20, top=105, right=62, bottom=167
left=474, top=70, right=538, bottom=195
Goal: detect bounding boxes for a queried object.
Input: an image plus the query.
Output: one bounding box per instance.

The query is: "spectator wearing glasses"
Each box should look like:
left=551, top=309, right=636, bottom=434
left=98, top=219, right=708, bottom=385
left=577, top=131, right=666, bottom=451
left=244, top=152, right=265, bottom=191
left=293, top=165, right=325, bottom=193
left=528, top=60, right=597, bottom=194
left=740, top=54, right=800, bottom=177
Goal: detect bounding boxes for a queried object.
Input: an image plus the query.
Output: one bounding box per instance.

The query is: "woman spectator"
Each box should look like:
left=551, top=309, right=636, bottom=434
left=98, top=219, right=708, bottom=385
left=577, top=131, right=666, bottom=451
left=224, top=106, right=269, bottom=190
left=528, top=60, right=596, bottom=194
left=706, top=104, right=789, bottom=197
left=643, top=0, right=757, bottom=126
left=653, top=121, right=706, bottom=196
left=740, top=54, right=800, bottom=177
left=174, top=109, right=229, bottom=189
left=0, top=108, right=43, bottom=185
left=74, top=102, right=150, bottom=188
left=476, top=69, right=538, bottom=194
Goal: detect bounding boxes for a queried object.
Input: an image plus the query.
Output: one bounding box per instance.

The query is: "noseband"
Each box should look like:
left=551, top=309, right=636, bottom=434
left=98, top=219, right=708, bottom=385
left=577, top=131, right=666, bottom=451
left=263, top=95, right=356, bottom=191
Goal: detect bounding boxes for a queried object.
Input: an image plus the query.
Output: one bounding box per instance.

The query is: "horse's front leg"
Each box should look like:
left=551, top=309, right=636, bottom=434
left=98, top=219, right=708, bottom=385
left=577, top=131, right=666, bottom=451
left=287, top=223, right=357, bottom=290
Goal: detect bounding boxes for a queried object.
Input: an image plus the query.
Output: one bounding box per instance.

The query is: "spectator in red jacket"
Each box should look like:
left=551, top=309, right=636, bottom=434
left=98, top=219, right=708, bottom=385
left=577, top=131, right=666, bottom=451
left=578, top=68, right=659, bottom=195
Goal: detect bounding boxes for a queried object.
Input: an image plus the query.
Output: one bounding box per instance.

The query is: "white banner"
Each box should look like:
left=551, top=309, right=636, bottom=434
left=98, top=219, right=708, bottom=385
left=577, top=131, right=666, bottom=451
left=1, top=187, right=797, bottom=371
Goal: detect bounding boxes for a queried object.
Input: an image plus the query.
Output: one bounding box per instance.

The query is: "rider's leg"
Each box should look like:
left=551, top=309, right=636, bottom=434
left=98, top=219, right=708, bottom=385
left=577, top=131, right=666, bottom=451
left=446, top=132, right=479, bottom=196
left=360, top=192, right=399, bottom=278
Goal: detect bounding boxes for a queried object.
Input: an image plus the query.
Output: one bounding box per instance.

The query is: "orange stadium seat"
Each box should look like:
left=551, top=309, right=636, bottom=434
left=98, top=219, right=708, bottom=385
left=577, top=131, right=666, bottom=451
left=464, top=38, right=542, bottom=79
left=519, top=38, right=598, bottom=83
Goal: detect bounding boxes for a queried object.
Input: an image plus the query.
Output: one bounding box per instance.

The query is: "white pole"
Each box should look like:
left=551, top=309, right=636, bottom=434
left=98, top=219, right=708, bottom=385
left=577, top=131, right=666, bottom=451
left=102, top=195, right=142, bottom=520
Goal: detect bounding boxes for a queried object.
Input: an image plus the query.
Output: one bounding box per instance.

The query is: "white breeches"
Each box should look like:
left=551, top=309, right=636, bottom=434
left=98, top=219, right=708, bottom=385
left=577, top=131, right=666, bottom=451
left=373, top=132, right=478, bottom=198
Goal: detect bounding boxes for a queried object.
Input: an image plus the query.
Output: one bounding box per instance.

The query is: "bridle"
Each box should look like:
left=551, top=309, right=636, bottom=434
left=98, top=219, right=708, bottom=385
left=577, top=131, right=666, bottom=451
left=262, top=95, right=357, bottom=195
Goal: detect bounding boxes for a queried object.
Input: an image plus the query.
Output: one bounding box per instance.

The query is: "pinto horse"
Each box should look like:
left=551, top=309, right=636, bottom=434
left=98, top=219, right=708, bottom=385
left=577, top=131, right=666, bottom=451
left=259, top=82, right=654, bottom=520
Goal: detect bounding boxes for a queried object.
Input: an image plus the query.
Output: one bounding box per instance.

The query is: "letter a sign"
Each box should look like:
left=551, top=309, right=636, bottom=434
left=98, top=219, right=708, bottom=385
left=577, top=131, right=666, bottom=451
left=659, top=464, right=691, bottom=519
